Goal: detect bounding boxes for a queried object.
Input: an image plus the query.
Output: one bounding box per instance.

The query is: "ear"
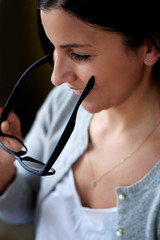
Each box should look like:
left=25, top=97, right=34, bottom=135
left=144, top=39, right=160, bottom=66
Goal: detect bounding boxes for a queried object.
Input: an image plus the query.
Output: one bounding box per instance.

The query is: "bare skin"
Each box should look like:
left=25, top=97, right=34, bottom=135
left=0, top=107, right=22, bottom=193
left=41, top=9, right=160, bottom=208
left=73, top=112, right=160, bottom=208
left=1, top=8, right=160, bottom=210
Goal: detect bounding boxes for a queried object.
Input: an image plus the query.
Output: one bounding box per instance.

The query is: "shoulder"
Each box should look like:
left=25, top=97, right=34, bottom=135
left=41, top=84, right=77, bottom=116
left=35, top=84, right=77, bottom=128
left=47, top=83, right=76, bottom=105
left=37, top=85, right=93, bottom=202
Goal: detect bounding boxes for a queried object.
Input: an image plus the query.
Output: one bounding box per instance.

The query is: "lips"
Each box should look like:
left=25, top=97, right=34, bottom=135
left=72, top=89, right=83, bottom=97
left=69, top=84, right=94, bottom=97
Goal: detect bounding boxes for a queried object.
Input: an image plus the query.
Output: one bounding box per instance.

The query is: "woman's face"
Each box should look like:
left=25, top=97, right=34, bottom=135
left=41, top=8, right=147, bottom=113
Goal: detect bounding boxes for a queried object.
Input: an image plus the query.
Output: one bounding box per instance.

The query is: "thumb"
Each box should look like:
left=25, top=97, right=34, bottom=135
left=1, top=121, right=9, bottom=133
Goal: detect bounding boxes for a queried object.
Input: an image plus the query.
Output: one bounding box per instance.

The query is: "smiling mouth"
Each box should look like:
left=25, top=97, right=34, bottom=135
left=72, top=89, right=83, bottom=97
left=73, top=89, right=83, bottom=94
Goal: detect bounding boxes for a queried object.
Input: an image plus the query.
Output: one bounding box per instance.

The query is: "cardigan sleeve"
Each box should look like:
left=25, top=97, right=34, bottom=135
left=0, top=87, right=57, bottom=224
left=0, top=83, right=78, bottom=225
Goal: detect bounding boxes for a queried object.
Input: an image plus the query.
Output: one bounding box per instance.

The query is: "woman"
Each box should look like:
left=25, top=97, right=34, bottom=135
left=0, top=0, right=160, bottom=239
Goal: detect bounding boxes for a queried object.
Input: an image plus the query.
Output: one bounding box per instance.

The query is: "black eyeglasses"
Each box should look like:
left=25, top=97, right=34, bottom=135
left=0, top=53, right=95, bottom=176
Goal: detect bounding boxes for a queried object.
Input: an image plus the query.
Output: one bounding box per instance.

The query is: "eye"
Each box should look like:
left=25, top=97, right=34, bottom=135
left=70, top=51, right=90, bottom=61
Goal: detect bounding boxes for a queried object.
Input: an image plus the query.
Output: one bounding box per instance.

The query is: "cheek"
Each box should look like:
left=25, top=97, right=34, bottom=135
left=90, top=63, right=144, bottom=110
left=95, top=54, right=141, bottom=90
left=74, top=64, right=96, bottom=83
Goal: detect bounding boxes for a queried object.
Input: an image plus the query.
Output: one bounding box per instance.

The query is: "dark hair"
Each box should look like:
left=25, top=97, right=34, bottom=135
left=37, top=0, right=160, bottom=78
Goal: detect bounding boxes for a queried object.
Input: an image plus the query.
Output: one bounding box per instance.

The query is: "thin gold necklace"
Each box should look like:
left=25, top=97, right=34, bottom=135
left=88, top=120, right=160, bottom=188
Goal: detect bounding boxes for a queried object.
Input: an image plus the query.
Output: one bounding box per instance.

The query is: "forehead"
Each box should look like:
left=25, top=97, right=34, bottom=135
left=41, top=9, right=98, bottom=43
left=40, top=8, right=122, bottom=48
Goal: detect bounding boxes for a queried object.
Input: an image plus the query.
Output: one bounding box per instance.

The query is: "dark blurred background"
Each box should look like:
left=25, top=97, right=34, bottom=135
left=0, top=0, right=53, bottom=137
left=0, top=0, right=53, bottom=239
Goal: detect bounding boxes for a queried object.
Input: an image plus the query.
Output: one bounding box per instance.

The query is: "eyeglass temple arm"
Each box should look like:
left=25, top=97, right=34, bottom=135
left=41, top=76, right=95, bottom=176
left=0, top=53, right=53, bottom=124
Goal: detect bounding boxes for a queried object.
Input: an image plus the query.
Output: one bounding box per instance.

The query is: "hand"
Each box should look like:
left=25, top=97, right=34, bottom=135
left=0, top=107, right=23, bottom=193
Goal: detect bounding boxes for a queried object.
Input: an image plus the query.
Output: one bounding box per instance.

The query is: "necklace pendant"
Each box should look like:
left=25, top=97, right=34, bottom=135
left=91, top=181, right=96, bottom=187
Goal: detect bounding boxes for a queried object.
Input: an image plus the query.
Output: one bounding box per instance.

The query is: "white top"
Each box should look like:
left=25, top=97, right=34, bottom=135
left=36, top=168, right=117, bottom=240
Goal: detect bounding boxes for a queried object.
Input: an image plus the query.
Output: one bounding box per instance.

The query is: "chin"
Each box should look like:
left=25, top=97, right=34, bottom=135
left=81, top=102, right=102, bottom=114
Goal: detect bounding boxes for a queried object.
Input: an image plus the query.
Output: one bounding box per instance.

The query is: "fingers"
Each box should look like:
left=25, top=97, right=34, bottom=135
left=1, top=121, right=9, bottom=133
left=0, top=111, right=22, bottom=139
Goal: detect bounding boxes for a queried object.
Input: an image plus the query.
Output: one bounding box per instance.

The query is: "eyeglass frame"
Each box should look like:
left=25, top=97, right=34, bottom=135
left=0, top=53, right=95, bottom=176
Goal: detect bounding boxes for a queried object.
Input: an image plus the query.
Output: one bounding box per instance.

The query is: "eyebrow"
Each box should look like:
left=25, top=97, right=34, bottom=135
left=59, top=43, right=93, bottom=48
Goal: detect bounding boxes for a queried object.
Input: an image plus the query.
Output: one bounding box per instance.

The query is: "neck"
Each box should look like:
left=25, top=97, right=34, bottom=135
left=93, top=82, right=160, bottom=137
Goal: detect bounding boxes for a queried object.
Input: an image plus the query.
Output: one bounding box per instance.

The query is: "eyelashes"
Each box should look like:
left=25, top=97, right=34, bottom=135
left=69, top=51, right=90, bottom=61
left=48, top=41, right=92, bottom=62
left=44, top=35, right=92, bottom=62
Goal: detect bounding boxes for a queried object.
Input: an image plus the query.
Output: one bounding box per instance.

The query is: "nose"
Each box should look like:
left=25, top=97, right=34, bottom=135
left=51, top=50, right=76, bottom=86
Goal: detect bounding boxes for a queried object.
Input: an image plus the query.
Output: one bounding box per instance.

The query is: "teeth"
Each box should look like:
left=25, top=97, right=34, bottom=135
left=74, top=90, right=83, bottom=94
